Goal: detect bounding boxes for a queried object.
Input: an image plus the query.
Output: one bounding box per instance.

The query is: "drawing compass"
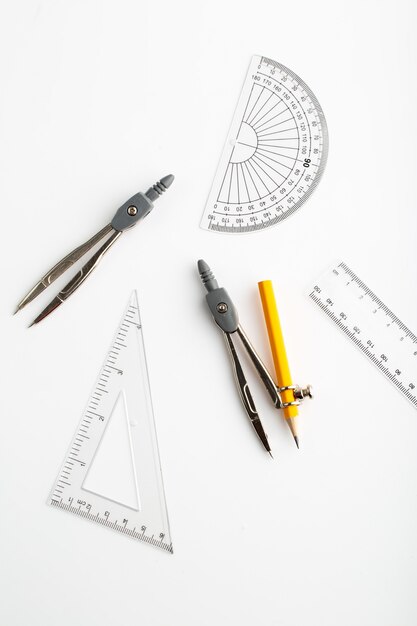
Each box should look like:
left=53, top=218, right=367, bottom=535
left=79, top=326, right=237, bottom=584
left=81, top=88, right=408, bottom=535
left=198, top=260, right=313, bottom=454
left=15, top=175, right=174, bottom=325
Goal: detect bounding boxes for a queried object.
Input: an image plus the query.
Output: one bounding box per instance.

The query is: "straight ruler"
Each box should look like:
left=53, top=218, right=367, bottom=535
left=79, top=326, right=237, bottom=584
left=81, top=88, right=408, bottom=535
left=309, top=261, right=417, bottom=409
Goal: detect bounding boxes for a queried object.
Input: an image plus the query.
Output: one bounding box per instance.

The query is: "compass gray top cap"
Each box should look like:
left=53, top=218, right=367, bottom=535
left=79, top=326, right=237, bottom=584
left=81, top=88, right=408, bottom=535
left=160, top=174, right=174, bottom=188
left=145, top=174, right=175, bottom=202
left=197, top=259, right=210, bottom=274
left=198, top=259, right=218, bottom=292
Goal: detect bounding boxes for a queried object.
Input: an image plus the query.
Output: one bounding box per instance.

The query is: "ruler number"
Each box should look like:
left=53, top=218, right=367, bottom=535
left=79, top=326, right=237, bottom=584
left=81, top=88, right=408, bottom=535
left=311, top=263, right=417, bottom=410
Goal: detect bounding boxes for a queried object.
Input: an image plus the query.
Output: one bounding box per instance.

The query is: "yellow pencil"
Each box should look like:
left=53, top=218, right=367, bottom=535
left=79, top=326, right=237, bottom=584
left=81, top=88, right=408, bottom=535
left=258, top=280, right=299, bottom=448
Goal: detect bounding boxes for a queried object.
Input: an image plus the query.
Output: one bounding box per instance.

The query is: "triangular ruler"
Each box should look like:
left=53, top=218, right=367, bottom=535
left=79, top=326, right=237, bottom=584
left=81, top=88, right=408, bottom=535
left=48, top=291, right=173, bottom=553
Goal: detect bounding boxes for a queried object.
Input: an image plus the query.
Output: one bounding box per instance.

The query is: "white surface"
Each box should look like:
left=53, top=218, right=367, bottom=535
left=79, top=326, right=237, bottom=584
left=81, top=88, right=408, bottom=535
left=1, top=1, right=417, bottom=625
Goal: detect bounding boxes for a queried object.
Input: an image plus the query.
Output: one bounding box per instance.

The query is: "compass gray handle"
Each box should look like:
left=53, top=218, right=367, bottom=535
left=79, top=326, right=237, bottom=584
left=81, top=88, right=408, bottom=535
left=111, top=192, right=153, bottom=231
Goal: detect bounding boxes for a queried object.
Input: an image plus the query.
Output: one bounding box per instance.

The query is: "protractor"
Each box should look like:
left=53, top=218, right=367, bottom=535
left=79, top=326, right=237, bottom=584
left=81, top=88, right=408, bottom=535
left=201, top=55, right=328, bottom=233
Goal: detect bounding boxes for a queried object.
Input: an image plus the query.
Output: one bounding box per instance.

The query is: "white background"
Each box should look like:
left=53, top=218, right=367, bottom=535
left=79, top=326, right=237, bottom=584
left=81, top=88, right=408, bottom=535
left=1, top=1, right=417, bottom=625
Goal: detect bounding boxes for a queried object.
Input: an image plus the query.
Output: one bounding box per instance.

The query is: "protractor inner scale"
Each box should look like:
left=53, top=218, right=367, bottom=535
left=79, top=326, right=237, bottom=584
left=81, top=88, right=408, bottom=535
left=201, top=55, right=328, bottom=233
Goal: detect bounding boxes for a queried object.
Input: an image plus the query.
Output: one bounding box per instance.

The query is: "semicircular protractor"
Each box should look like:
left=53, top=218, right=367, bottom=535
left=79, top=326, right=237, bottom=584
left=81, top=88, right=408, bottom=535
left=201, top=55, right=328, bottom=233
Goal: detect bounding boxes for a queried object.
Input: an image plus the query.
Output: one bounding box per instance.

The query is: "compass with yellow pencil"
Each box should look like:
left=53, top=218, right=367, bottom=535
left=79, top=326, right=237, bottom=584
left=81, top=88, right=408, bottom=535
left=198, top=259, right=313, bottom=456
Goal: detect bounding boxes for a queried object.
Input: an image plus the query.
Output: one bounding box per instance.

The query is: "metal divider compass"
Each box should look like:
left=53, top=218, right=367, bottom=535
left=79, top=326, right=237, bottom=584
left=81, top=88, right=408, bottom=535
left=15, top=175, right=174, bottom=325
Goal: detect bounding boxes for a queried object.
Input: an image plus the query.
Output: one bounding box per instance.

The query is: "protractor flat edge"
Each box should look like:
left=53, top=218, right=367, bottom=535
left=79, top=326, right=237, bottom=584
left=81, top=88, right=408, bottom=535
left=201, top=55, right=328, bottom=234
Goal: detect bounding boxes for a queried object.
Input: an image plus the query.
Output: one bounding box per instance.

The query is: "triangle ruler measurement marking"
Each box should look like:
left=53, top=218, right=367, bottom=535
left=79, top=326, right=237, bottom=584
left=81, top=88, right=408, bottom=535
left=201, top=55, right=328, bottom=233
left=48, top=291, right=173, bottom=553
left=309, top=261, right=417, bottom=409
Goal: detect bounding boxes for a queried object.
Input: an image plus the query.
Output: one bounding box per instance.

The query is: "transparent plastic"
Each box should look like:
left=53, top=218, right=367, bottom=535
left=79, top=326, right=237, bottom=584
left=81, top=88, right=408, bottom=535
left=48, top=291, right=173, bottom=552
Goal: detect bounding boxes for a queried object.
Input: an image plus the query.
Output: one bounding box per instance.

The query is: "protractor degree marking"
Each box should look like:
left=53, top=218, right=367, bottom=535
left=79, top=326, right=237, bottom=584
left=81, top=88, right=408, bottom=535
left=255, top=150, right=293, bottom=171
left=250, top=86, right=297, bottom=129
left=257, top=146, right=319, bottom=166
left=202, top=55, right=328, bottom=232
left=247, top=92, right=274, bottom=127
left=241, top=161, right=258, bottom=199
left=257, top=70, right=321, bottom=160
left=213, top=166, right=309, bottom=212
left=257, top=127, right=298, bottom=138
left=251, top=96, right=283, bottom=129
left=241, top=82, right=256, bottom=125
left=247, top=158, right=272, bottom=194
left=250, top=156, right=280, bottom=191
left=253, top=104, right=291, bottom=131
left=228, top=85, right=300, bottom=185
left=220, top=142, right=306, bottom=207
left=258, top=137, right=299, bottom=142
left=252, top=153, right=286, bottom=179
left=258, top=144, right=298, bottom=151
left=244, top=86, right=265, bottom=124
left=245, top=160, right=263, bottom=197
left=240, top=163, right=251, bottom=200
left=255, top=109, right=290, bottom=132
left=227, top=163, right=233, bottom=204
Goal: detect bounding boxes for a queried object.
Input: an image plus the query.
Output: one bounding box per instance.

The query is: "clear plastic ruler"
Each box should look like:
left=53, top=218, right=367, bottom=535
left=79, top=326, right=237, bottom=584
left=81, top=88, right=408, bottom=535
left=309, top=261, right=417, bottom=409
left=201, top=55, right=328, bottom=233
left=48, top=291, right=173, bottom=553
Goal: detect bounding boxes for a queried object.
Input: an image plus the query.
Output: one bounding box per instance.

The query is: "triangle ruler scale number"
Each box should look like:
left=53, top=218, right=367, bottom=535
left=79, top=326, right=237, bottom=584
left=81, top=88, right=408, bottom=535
left=48, top=291, right=173, bottom=553
left=201, top=55, right=328, bottom=233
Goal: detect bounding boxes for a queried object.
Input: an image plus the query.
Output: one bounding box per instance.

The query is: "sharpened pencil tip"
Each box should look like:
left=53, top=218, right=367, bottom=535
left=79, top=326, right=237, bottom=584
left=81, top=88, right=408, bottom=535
left=28, top=320, right=36, bottom=328
left=294, top=436, right=299, bottom=449
left=269, top=451, right=274, bottom=459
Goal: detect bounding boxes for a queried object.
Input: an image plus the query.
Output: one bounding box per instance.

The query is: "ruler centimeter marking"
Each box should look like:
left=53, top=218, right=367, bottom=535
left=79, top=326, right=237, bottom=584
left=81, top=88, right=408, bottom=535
left=309, top=261, right=417, bottom=409
left=48, top=292, right=173, bottom=552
